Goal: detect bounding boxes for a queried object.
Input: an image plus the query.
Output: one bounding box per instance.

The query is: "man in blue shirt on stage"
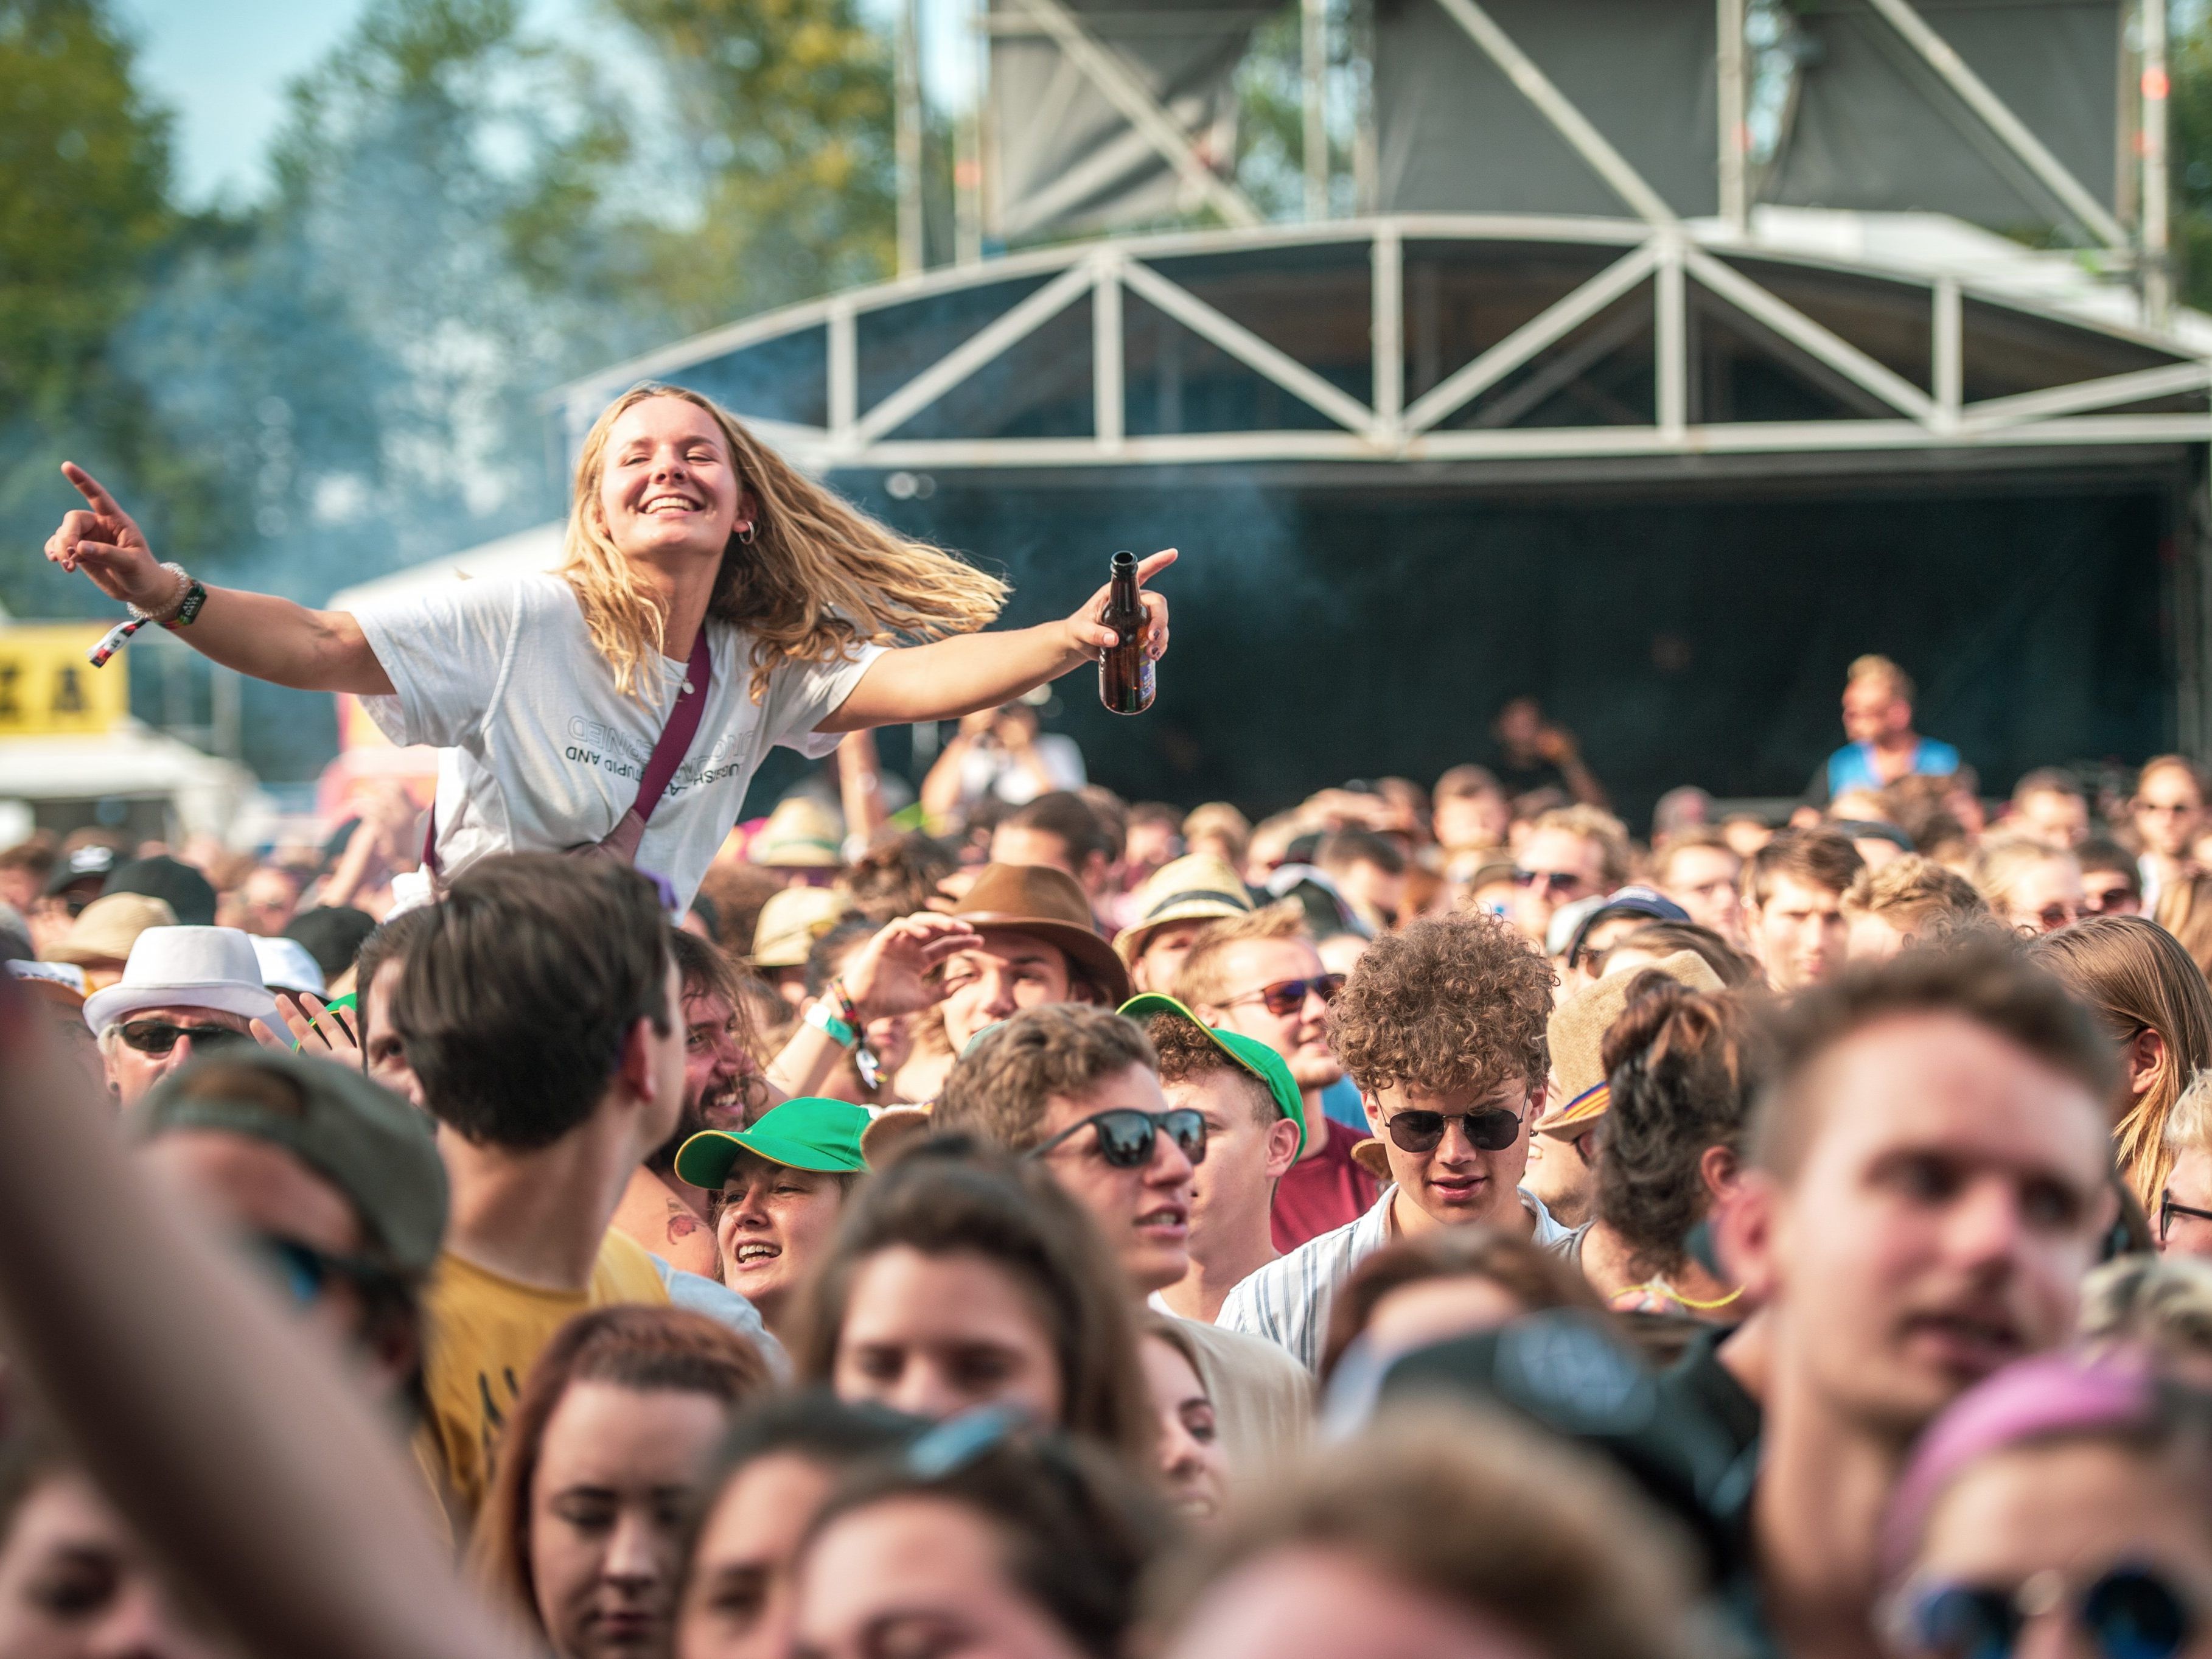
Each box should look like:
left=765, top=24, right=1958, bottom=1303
left=1811, top=654, right=1960, bottom=805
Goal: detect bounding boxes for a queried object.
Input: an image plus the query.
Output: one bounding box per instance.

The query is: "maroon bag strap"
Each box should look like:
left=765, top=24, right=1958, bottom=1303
left=630, top=630, right=713, bottom=825
left=422, top=630, right=712, bottom=879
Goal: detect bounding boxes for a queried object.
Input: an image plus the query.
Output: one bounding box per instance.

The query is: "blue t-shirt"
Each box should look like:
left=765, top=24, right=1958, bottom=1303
left=1824, top=737, right=1959, bottom=800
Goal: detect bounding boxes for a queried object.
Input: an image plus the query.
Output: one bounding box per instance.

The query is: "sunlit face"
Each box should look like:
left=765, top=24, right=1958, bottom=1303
left=1141, top=1334, right=1226, bottom=1524
left=1196, top=937, right=1341, bottom=1092
left=1364, top=1078, right=1540, bottom=1234
left=2015, top=789, right=2089, bottom=848
left=1512, top=829, right=1606, bottom=940
left=2002, top=856, right=2085, bottom=935
left=1160, top=1545, right=1540, bottom=1659
left=715, top=1153, right=848, bottom=1336
left=1847, top=910, right=1914, bottom=963
left=0, top=1472, right=229, bottom=1659
left=675, top=1453, right=835, bottom=1659
left=795, top=1497, right=1089, bottom=1659
left=237, top=867, right=300, bottom=937
left=100, top=1003, right=254, bottom=1108
left=2137, top=764, right=2207, bottom=859
left=683, top=988, right=756, bottom=1133
left=1842, top=677, right=1911, bottom=745
left=1659, top=844, right=1744, bottom=945
left=1034, top=1064, right=1192, bottom=1294
left=1164, top=1068, right=1297, bottom=1274
left=1737, top=1013, right=2112, bottom=1440
left=529, top=1380, right=732, bottom=1659
left=831, top=1246, right=1064, bottom=1428
left=596, top=396, right=746, bottom=571
left=361, top=957, right=421, bottom=1108
left=1900, top=1441, right=2212, bottom=1659
left=1131, top=920, right=1214, bottom=995
left=1748, top=873, right=1847, bottom=991
left=1434, top=790, right=1509, bottom=853
left=938, top=931, right=1074, bottom=1055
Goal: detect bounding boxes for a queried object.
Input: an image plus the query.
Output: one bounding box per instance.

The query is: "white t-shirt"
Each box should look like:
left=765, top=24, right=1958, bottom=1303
left=351, top=572, right=882, bottom=910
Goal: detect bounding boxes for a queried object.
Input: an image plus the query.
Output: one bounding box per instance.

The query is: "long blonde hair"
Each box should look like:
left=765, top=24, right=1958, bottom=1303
left=559, top=383, right=1009, bottom=699
left=2030, top=915, right=2212, bottom=1207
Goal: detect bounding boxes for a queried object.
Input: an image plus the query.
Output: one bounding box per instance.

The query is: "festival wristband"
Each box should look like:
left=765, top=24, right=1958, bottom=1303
left=804, top=1000, right=859, bottom=1049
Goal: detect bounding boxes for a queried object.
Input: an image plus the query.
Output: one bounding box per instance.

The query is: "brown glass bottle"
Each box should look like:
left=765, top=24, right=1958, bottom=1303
left=1097, top=550, right=1154, bottom=715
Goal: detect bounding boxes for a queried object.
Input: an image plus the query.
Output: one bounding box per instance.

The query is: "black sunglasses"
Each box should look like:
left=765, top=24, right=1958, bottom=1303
left=1382, top=1104, right=1524, bottom=1154
left=1893, top=1563, right=2194, bottom=1659
left=1220, top=974, right=1344, bottom=1019
left=2161, top=1190, right=2212, bottom=1240
left=1029, top=1107, right=1207, bottom=1170
left=246, top=1234, right=399, bottom=1307
left=118, top=1019, right=251, bottom=1056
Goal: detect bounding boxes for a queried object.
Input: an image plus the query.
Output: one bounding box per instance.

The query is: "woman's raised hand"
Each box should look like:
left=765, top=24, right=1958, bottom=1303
left=44, top=464, right=169, bottom=609
left=1066, top=548, right=1175, bottom=662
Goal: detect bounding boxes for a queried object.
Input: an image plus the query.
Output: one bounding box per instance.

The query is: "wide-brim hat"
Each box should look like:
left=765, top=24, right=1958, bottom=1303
left=750, top=885, right=848, bottom=969
left=44, top=892, right=177, bottom=966
left=83, top=924, right=282, bottom=1032
left=251, top=935, right=327, bottom=997
left=1112, top=853, right=1254, bottom=965
left=1535, top=948, right=1723, bottom=1139
left=951, top=863, right=1131, bottom=1004
left=750, top=797, right=845, bottom=868
left=674, top=1096, right=872, bottom=1190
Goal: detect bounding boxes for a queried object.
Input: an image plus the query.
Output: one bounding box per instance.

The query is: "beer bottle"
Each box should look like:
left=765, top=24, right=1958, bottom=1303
left=1097, top=550, right=1154, bottom=715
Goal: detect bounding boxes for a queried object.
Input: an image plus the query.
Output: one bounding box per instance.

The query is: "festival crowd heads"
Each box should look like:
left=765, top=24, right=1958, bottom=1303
left=13, top=389, right=2212, bottom=1659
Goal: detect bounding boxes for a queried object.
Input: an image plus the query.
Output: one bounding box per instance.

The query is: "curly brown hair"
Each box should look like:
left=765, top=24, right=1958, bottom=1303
left=1327, top=913, right=1554, bottom=1097
left=1143, top=1011, right=1274, bottom=1132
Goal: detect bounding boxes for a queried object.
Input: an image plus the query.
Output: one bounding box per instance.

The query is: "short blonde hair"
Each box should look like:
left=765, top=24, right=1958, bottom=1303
left=1847, top=653, right=1914, bottom=702
left=1170, top=902, right=1310, bottom=1010
left=1842, top=854, right=1986, bottom=931
left=1529, top=805, right=1631, bottom=888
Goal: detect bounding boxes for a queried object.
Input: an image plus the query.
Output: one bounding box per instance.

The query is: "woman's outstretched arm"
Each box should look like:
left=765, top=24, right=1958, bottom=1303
left=818, top=548, right=1175, bottom=732
left=45, top=463, right=394, bottom=695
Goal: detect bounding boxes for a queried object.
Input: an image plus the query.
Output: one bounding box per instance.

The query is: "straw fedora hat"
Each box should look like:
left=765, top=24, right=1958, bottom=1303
left=1534, top=948, right=1724, bottom=1140
left=1112, top=852, right=1254, bottom=965
left=951, top=864, right=1131, bottom=1004
left=44, top=892, right=178, bottom=968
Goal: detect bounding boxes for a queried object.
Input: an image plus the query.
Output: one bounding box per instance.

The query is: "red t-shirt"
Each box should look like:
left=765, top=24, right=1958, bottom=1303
left=1271, top=1124, right=1380, bottom=1252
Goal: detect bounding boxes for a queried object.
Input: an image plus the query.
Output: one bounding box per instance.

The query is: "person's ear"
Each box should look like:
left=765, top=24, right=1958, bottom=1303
left=2128, top=1027, right=2168, bottom=1099
left=1699, top=1144, right=1740, bottom=1207
left=1713, top=1170, right=1782, bottom=1304
left=617, top=1015, right=663, bottom=1107
left=1265, top=1116, right=1302, bottom=1179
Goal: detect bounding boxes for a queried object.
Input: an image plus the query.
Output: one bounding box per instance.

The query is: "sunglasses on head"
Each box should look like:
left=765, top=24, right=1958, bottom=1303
left=1381, top=1103, right=1524, bottom=1154
left=1029, top=1106, right=1207, bottom=1170
left=1891, top=1563, right=2195, bottom=1659
left=1223, top=974, right=1344, bottom=1018
left=118, top=1019, right=250, bottom=1056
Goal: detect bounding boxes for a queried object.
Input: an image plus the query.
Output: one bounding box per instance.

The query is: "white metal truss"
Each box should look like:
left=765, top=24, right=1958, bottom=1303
left=564, top=215, right=2212, bottom=475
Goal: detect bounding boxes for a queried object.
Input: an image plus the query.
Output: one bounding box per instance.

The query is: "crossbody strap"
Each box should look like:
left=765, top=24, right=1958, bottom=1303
left=630, top=630, right=713, bottom=825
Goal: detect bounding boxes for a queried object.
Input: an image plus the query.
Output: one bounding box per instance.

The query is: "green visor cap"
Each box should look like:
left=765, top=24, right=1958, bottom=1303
left=1119, top=993, right=1306, bottom=1159
left=673, top=1097, right=873, bottom=1190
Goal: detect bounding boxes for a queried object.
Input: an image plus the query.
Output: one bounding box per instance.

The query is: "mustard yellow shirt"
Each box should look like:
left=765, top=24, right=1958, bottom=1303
left=417, top=1229, right=669, bottom=1521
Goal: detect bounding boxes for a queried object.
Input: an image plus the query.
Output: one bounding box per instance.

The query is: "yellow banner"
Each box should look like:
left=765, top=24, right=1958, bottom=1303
left=0, top=624, right=128, bottom=736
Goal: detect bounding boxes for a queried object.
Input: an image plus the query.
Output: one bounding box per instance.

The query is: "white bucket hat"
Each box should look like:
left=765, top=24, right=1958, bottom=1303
left=83, top=926, right=284, bottom=1033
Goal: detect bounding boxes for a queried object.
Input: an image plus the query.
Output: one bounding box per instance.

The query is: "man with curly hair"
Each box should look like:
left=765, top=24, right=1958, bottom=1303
left=1218, top=914, right=1568, bottom=1371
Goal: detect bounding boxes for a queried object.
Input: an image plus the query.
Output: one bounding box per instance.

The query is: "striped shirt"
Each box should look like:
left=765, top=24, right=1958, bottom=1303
left=1218, top=1186, right=1572, bottom=1372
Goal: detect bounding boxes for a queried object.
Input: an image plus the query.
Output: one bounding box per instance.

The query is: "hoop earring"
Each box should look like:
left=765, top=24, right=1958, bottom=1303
left=737, top=521, right=756, bottom=544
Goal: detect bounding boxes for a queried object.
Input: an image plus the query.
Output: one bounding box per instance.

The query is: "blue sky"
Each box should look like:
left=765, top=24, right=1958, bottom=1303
left=122, top=0, right=969, bottom=208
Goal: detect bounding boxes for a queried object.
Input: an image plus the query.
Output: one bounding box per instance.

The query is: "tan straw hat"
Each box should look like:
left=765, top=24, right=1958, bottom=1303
left=1534, top=949, right=1723, bottom=1139
left=44, top=892, right=178, bottom=968
left=1112, top=853, right=1254, bottom=965
left=749, top=885, right=847, bottom=969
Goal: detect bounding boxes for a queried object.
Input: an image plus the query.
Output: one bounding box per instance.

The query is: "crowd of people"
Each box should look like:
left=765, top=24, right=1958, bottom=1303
left=9, top=386, right=2212, bottom=1658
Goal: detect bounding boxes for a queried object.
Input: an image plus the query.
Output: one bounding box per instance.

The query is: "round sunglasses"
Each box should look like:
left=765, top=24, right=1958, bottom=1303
left=1380, top=1103, right=1524, bottom=1154
left=1028, top=1106, right=1207, bottom=1170
left=1891, top=1563, right=2194, bottom=1659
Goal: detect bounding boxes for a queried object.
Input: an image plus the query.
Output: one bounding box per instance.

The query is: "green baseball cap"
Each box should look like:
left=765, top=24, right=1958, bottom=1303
left=1119, top=993, right=1306, bottom=1158
left=674, top=1097, right=872, bottom=1191
left=132, top=1048, right=448, bottom=1279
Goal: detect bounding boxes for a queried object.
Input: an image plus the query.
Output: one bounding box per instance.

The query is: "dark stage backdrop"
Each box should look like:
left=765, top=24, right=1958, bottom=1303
left=742, top=473, right=2175, bottom=834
